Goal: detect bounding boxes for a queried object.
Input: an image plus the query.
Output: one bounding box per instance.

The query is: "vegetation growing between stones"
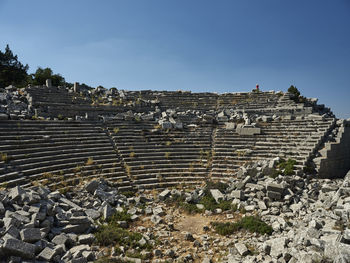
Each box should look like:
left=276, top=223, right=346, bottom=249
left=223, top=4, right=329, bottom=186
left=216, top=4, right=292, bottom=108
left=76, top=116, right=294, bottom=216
left=0, top=152, right=10, bottom=163
left=95, top=210, right=152, bottom=255
left=94, top=225, right=150, bottom=248
left=288, top=85, right=307, bottom=103
left=265, top=158, right=297, bottom=178
left=211, top=216, right=273, bottom=236
left=277, top=158, right=297, bottom=175
left=166, top=181, right=236, bottom=214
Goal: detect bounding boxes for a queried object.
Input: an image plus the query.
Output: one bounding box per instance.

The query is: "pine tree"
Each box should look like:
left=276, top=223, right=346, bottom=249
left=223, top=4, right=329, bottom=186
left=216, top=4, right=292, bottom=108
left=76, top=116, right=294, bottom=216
left=0, top=44, right=29, bottom=88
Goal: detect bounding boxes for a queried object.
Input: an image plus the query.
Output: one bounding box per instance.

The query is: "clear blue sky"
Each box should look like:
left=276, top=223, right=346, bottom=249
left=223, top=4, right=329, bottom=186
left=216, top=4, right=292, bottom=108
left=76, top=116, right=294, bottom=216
left=0, top=0, right=349, bottom=118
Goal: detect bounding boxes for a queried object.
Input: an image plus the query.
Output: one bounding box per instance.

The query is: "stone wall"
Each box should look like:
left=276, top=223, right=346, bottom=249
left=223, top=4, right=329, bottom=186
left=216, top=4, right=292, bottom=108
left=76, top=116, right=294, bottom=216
left=316, top=120, right=350, bottom=178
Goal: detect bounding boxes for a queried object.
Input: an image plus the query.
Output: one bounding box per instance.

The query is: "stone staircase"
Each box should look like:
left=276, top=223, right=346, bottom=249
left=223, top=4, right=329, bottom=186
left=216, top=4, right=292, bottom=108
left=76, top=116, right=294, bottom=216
left=314, top=120, right=350, bottom=178
left=105, top=119, right=213, bottom=189
left=211, top=118, right=335, bottom=179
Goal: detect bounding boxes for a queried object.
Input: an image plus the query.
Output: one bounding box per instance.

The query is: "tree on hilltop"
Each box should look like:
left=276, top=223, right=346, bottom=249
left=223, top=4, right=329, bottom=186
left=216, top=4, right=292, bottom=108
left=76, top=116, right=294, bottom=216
left=288, top=85, right=300, bottom=98
left=29, top=67, right=66, bottom=87
left=0, top=44, right=29, bottom=88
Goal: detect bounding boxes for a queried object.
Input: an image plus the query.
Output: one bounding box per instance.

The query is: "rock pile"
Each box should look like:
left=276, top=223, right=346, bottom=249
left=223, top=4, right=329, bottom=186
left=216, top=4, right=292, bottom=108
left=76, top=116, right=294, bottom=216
left=1, top=166, right=350, bottom=262
left=0, top=86, right=31, bottom=120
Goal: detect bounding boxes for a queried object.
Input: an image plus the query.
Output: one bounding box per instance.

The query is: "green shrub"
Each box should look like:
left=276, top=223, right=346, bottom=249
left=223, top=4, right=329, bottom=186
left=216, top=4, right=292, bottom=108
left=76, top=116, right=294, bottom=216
left=107, top=210, right=132, bottom=224
left=278, top=158, right=296, bottom=175
left=211, top=216, right=273, bottom=236
left=181, top=202, right=203, bottom=214
left=167, top=188, right=235, bottom=213
left=94, top=257, right=131, bottom=263
left=94, top=225, right=148, bottom=248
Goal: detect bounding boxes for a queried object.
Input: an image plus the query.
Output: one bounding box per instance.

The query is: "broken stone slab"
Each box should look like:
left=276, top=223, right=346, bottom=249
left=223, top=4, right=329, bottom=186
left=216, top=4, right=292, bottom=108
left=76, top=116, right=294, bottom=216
left=62, top=224, right=90, bottom=234
left=69, top=216, right=90, bottom=225
left=60, top=198, right=82, bottom=210
left=153, top=206, right=165, bottom=216
left=230, top=190, right=244, bottom=200
left=20, top=228, right=41, bottom=243
left=38, top=246, right=56, bottom=261
left=102, top=203, right=115, bottom=220
left=266, top=183, right=285, bottom=194
left=225, top=122, right=236, bottom=130
left=257, top=201, right=267, bottom=210
left=3, top=238, right=36, bottom=259
left=85, top=180, right=100, bottom=194
left=158, top=189, right=171, bottom=201
left=210, top=189, right=224, bottom=203
left=236, top=127, right=261, bottom=136
left=78, top=234, right=95, bottom=245
left=236, top=176, right=252, bottom=190
left=235, top=242, right=249, bottom=256
left=85, top=209, right=101, bottom=220
left=9, top=186, right=25, bottom=202
left=267, top=237, right=288, bottom=258
left=267, top=191, right=282, bottom=200
left=5, top=225, right=20, bottom=239
left=52, top=234, right=69, bottom=246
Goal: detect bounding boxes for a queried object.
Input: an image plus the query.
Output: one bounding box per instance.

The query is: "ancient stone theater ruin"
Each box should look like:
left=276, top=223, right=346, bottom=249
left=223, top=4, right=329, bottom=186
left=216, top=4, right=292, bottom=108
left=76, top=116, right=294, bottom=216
left=0, top=81, right=349, bottom=262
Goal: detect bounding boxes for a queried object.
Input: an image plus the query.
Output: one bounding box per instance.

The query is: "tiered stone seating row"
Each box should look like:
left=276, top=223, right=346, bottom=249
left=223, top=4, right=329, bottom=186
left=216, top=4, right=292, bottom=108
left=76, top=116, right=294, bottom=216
left=0, top=121, right=130, bottom=190
left=106, top=120, right=213, bottom=189
left=217, top=91, right=281, bottom=110
left=27, top=86, right=92, bottom=106
left=156, top=91, right=218, bottom=112
left=211, top=118, right=335, bottom=179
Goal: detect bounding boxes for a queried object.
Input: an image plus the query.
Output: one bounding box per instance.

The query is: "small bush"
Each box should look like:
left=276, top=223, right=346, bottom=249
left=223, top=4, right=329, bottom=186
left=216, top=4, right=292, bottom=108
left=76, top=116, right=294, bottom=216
left=164, top=152, right=170, bottom=159
left=107, top=210, right=132, bottom=224
left=181, top=203, right=203, bottom=214
left=211, top=216, right=273, bottom=236
left=95, top=225, right=143, bottom=247
left=94, top=257, right=128, bottom=263
left=129, top=152, right=135, bottom=158
left=0, top=153, right=10, bottom=163
left=278, top=158, right=296, bottom=175
left=113, top=128, right=120, bottom=134
left=86, top=157, right=95, bottom=166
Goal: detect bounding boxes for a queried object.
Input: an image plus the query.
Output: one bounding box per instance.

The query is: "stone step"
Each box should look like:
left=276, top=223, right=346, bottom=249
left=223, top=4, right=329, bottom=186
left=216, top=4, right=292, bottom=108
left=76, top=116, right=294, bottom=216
left=9, top=147, right=116, bottom=165
left=21, top=156, right=118, bottom=177
left=0, top=141, right=113, bottom=155
left=135, top=180, right=201, bottom=190
left=14, top=151, right=117, bottom=169
left=129, top=166, right=208, bottom=175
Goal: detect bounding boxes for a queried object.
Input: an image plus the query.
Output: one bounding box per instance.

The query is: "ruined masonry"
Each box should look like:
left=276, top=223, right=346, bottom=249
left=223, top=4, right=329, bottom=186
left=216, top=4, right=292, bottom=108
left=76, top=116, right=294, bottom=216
left=0, top=82, right=350, bottom=262
left=0, top=83, right=349, bottom=191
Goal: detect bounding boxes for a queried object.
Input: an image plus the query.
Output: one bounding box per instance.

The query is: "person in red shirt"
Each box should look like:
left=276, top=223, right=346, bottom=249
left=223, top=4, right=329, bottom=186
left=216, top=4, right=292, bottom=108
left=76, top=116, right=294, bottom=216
left=256, top=84, right=259, bottom=91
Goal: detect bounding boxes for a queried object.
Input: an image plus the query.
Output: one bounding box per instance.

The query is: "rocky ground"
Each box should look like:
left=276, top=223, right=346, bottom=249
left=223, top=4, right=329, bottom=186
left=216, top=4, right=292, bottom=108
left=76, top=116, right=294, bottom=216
left=0, top=160, right=350, bottom=262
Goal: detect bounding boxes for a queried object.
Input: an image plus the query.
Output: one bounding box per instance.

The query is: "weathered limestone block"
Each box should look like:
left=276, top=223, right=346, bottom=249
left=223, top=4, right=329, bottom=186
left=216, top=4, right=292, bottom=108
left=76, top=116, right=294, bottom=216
left=266, top=183, right=285, bottom=194
left=235, top=242, right=249, bottom=256
left=210, top=189, right=224, bottom=203
left=20, top=228, right=41, bottom=243
left=236, top=127, right=261, bottom=136
left=3, top=238, right=36, bottom=259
